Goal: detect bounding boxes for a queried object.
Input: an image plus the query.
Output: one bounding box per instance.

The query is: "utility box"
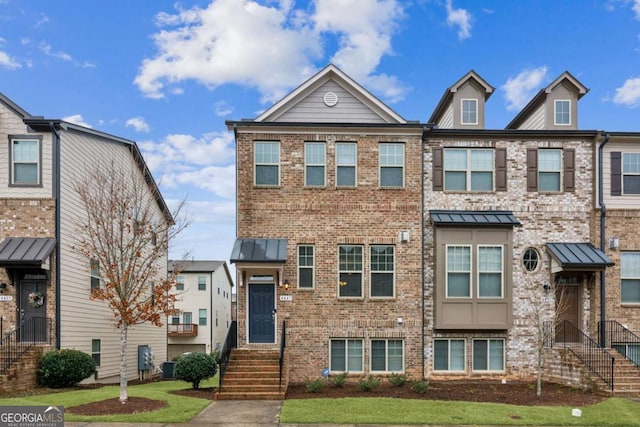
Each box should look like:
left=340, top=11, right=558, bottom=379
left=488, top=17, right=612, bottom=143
left=138, top=345, right=153, bottom=371
left=162, top=361, right=176, bottom=379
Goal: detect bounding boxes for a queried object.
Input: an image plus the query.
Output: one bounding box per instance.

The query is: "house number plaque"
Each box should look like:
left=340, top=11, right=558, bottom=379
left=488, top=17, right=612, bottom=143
left=0, top=295, right=13, bottom=301
left=279, top=295, right=292, bottom=301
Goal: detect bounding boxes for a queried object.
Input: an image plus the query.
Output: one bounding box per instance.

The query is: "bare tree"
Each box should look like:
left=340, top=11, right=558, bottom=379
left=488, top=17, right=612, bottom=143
left=524, top=275, right=570, bottom=397
left=73, top=161, right=188, bottom=402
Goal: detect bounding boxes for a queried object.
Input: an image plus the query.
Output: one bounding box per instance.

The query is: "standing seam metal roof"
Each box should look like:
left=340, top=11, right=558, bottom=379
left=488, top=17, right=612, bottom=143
left=430, top=210, right=521, bottom=227
left=230, top=239, right=288, bottom=263
left=546, top=243, right=614, bottom=269
left=0, top=237, right=56, bottom=265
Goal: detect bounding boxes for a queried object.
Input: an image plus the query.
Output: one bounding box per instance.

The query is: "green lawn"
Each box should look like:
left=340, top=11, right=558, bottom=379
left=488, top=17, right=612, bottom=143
left=0, top=376, right=217, bottom=424
left=280, top=397, right=640, bottom=426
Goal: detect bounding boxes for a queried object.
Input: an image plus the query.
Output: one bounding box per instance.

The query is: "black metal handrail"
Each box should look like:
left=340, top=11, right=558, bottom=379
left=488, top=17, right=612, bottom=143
left=0, top=317, right=51, bottom=374
left=599, top=320, right=640, bottom=366
left=279, top=319, right=287, bottom=393
left=218, top=320, right=237, bottom=388
left=553, top=320, right=615, bottom=391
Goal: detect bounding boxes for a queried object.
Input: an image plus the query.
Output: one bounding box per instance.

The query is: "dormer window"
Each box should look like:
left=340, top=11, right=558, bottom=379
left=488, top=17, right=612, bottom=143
left=461, top=99, right=478, bottom=125
left=554, top=100, right=571, bottom=125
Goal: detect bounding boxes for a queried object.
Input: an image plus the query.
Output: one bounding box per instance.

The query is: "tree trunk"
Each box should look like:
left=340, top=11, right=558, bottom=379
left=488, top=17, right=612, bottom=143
left=119, top=325, right=129, bottom=402
left=537, top=335, right=543, bottom=397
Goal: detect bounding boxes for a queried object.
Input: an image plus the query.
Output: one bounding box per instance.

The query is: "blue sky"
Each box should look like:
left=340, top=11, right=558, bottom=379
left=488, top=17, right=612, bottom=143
left=1, top=0, right=640, bottom=266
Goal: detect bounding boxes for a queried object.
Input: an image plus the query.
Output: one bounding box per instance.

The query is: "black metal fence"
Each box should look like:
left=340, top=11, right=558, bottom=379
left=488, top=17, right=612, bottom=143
left=599, top=320, right=640, bottom=367
left=218, top=320, right=237, bottom=388
left=0, top=317, right=52, bottom=374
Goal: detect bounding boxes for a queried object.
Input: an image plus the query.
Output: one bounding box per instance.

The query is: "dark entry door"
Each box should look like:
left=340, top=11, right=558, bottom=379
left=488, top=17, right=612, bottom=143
left=556, top=285, right=580, bottom=343
left=248, top=284, right=275, bottom=343
left=19, top=281, right=47, bottom=342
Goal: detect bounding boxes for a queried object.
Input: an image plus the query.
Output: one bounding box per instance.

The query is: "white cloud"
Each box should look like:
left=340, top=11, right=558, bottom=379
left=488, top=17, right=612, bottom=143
left=135, top=0, right=408, bottom=103
left=445, top=0, right=472, bottom=41
left=613, top=76, right=640, bottom=106
left=214, top=101, right=233, bottom=117
left=0, top=51, right=20, bottom=69
left=501, top=66, right=549, bottom=111
left=634, top=0, right=640, bottom=19
left=39, top=42, right=72, bottom=62
left=62, top=114, right=92, bottom=128
left=125, top=116, right=150, bottom=133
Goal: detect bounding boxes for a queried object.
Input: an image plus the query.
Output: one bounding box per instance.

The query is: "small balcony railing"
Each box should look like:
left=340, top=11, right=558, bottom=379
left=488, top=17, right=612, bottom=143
left=167, top=324, right=198, bottom=337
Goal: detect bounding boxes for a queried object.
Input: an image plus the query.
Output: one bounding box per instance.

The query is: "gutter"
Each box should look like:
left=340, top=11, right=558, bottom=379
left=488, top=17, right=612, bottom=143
left=49, top=122, right=62, bottom=350
left=598, top=132, right=610, bottom=347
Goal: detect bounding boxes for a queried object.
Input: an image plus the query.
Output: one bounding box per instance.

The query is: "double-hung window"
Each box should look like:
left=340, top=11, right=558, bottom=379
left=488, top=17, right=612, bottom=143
left=198, top=276, right=206, bottom=291
left=176, top=276, right=184, bottom=291
left=338, top=245, right=362, bottom=297
left=379, top=143, right=404, bottom=187
left=11, top=138, right=40, bottom=185
left=198, top=309, right=207, bottom=326
left=434, top=339, right=465, bottom=372
left=621, top=252, right=640, bottom=304
left=305, top=142, right=325, bottom=186
left=472, top=339, right=504, bottom=372
left=623, top=153, right=640, bottom=194
left=370, top=245, right=394, bottom=297
left=371, top=339, right=403, bottom=372
left=554, top=100, right=571, bottom=125
left=298, top=245, right=314, bottom=289
left=446, top=245, right=471, bottom=297
left=478, top=246, right=503, bottom=298
left=336, top=142, right=356, bottom=187
left=90, top=258, right=100, bottom=292
left=254, top=141, right=280, bottom=186
left=330, top=339, right=363, bottom=372
left=461, top=99, right=478, bottom=125
left=91, top=339, right=101, bottom=367
left=538, top=149, right=562, bottom=191
left=444, top=149, right=493, bottom=191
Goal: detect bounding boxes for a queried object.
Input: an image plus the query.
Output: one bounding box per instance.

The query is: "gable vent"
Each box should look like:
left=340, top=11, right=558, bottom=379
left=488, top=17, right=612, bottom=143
left=323, top=92, right=338, bottom=107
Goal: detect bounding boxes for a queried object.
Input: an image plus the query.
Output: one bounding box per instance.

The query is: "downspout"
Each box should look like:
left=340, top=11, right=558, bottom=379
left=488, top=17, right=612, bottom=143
left=49, top=122, right=61, bottom=350
left=598, top=132, right=610, bottom=347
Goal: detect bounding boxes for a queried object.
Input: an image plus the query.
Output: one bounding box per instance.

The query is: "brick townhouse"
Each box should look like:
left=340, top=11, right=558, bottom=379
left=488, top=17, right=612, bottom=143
left=222, top=64, right=640, bottom=398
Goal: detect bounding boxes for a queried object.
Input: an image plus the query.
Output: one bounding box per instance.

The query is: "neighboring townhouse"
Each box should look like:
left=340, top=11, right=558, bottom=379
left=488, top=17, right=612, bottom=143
left=167, top=260, right=234, bottom=359
left=0, top=92, right=172, bottom=389
left=225, top=64, right=424, bottom=397
left=424, top=71, right=613, bottom=378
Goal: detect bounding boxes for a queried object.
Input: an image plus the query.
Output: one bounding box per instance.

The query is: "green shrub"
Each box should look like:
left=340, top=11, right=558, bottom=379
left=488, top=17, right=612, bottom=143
left=304, top=377, right=326, bottom=393
left=357, top=375, right=381, bottom=392
left=331, top=371, right=348, bottom=388
left=174, top=352, right=217, bottom=389
left=388, top=373, right=407, bottom=387
left=38, top=349, right=96, bottom=388
left=411, top=379, right=430, bottom=394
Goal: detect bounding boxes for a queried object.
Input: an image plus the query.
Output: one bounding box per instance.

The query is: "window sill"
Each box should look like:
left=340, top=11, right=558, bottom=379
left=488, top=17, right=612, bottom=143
left=337, top=296, right=365, bottom=301
left=379, top=186, right=405, bottom=190
left=253, top=185, right=281, bottom=189
left=620, top=304, right=640, bottom=308
left=369, top=296, right=396, bottom=300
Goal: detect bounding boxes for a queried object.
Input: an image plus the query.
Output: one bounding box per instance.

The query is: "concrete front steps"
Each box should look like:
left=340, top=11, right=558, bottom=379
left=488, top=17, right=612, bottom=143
left=215, top=349, right=286, bottom=400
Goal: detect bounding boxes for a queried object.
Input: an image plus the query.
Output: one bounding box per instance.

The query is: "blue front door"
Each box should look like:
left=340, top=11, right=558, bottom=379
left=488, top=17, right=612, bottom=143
left=248, top=284, right=275, bottom=343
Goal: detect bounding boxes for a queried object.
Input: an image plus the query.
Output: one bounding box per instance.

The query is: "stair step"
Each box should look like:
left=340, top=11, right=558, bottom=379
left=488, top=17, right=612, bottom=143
left=215, top=391, right=284, bottom=400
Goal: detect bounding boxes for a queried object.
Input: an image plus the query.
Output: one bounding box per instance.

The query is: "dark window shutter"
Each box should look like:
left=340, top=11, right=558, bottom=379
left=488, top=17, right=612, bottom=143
left=611, top=151, right=622, bottom=196
left=563, top=148, right=575, bottom=192
left=495, top=148, right=507, bottom=192
left=526, top=148, right=538, bottom=192
left=433, top=147, right=443, bottom=191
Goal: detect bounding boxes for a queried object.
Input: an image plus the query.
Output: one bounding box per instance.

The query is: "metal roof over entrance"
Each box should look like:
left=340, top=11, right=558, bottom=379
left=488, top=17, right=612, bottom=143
left=230, top=238, right=288, bottom=263
left=546, top=243, right=614, bottom=271
left=429, top=210, right=521, bottom=227
left=0, top=237, right=56, bottom=266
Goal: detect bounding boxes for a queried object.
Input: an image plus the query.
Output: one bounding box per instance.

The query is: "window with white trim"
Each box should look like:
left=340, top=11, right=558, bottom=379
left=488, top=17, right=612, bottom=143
left=298, top=245, right=314, bottom=289
left=330, top=339, right=363, bottom=372
left=621, top=252, right=640, bottom=304
left=371, top=339, right=403, bottom=372
left=478, top=246, right=503, bottom=298
left=434, top=339, right=465, bottom=372
left=538, top=149, right=562, bottom=191
left=554, top=100, right=570, bottom=125
left=90, top=258, right=100, bottom=292
left=461, top=99, right=478, bottom=125
left=336, top=142, right=356, bottom=187
left=91, top=339, right=101, bottom=367
left=198, top=309, right=207, bottom=326
left=370, top=245, right=394, bottom=297
left=379, top=143, right=404, bottom=187
left=446, top=245, right=471, bottom=297
left=623, top=153, right=640, bottom=194
left=176, top=276, right=184, bottom=291
left=472, top=339, right=504, bottom=371
left=254, top=141, right=280, bottom=186
left=444, top=149, right=493, bottom=191
left=523, top=247, right=540, bottom=272
left=338, top=245, right=362, bottom=297
left=10, top=138, right=40, bottom=185
left=198, top=276, right=206, bottom=291
left=305, top=142, right=326, bottom=186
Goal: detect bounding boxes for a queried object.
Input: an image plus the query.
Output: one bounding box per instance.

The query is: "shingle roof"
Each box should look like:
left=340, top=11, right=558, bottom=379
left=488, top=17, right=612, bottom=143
left=0, top=237, right=56, bottom=266
left=546, top=243, right=613, bottom=270
left=230, top=239, right=288, bottom=264
left=167, top=260, right=225, bottom=273
left=429, top=210, right=521, bottom=227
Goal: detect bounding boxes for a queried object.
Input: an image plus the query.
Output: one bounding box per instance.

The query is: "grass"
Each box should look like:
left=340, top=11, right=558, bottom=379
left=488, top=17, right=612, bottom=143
left=0, top=376, right=217, bottom=424
left=280, top=397, right=640, bottom=426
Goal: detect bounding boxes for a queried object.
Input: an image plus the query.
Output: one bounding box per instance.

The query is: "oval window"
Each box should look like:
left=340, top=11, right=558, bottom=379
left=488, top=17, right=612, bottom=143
left=523, top=248, right=540, bottom=272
